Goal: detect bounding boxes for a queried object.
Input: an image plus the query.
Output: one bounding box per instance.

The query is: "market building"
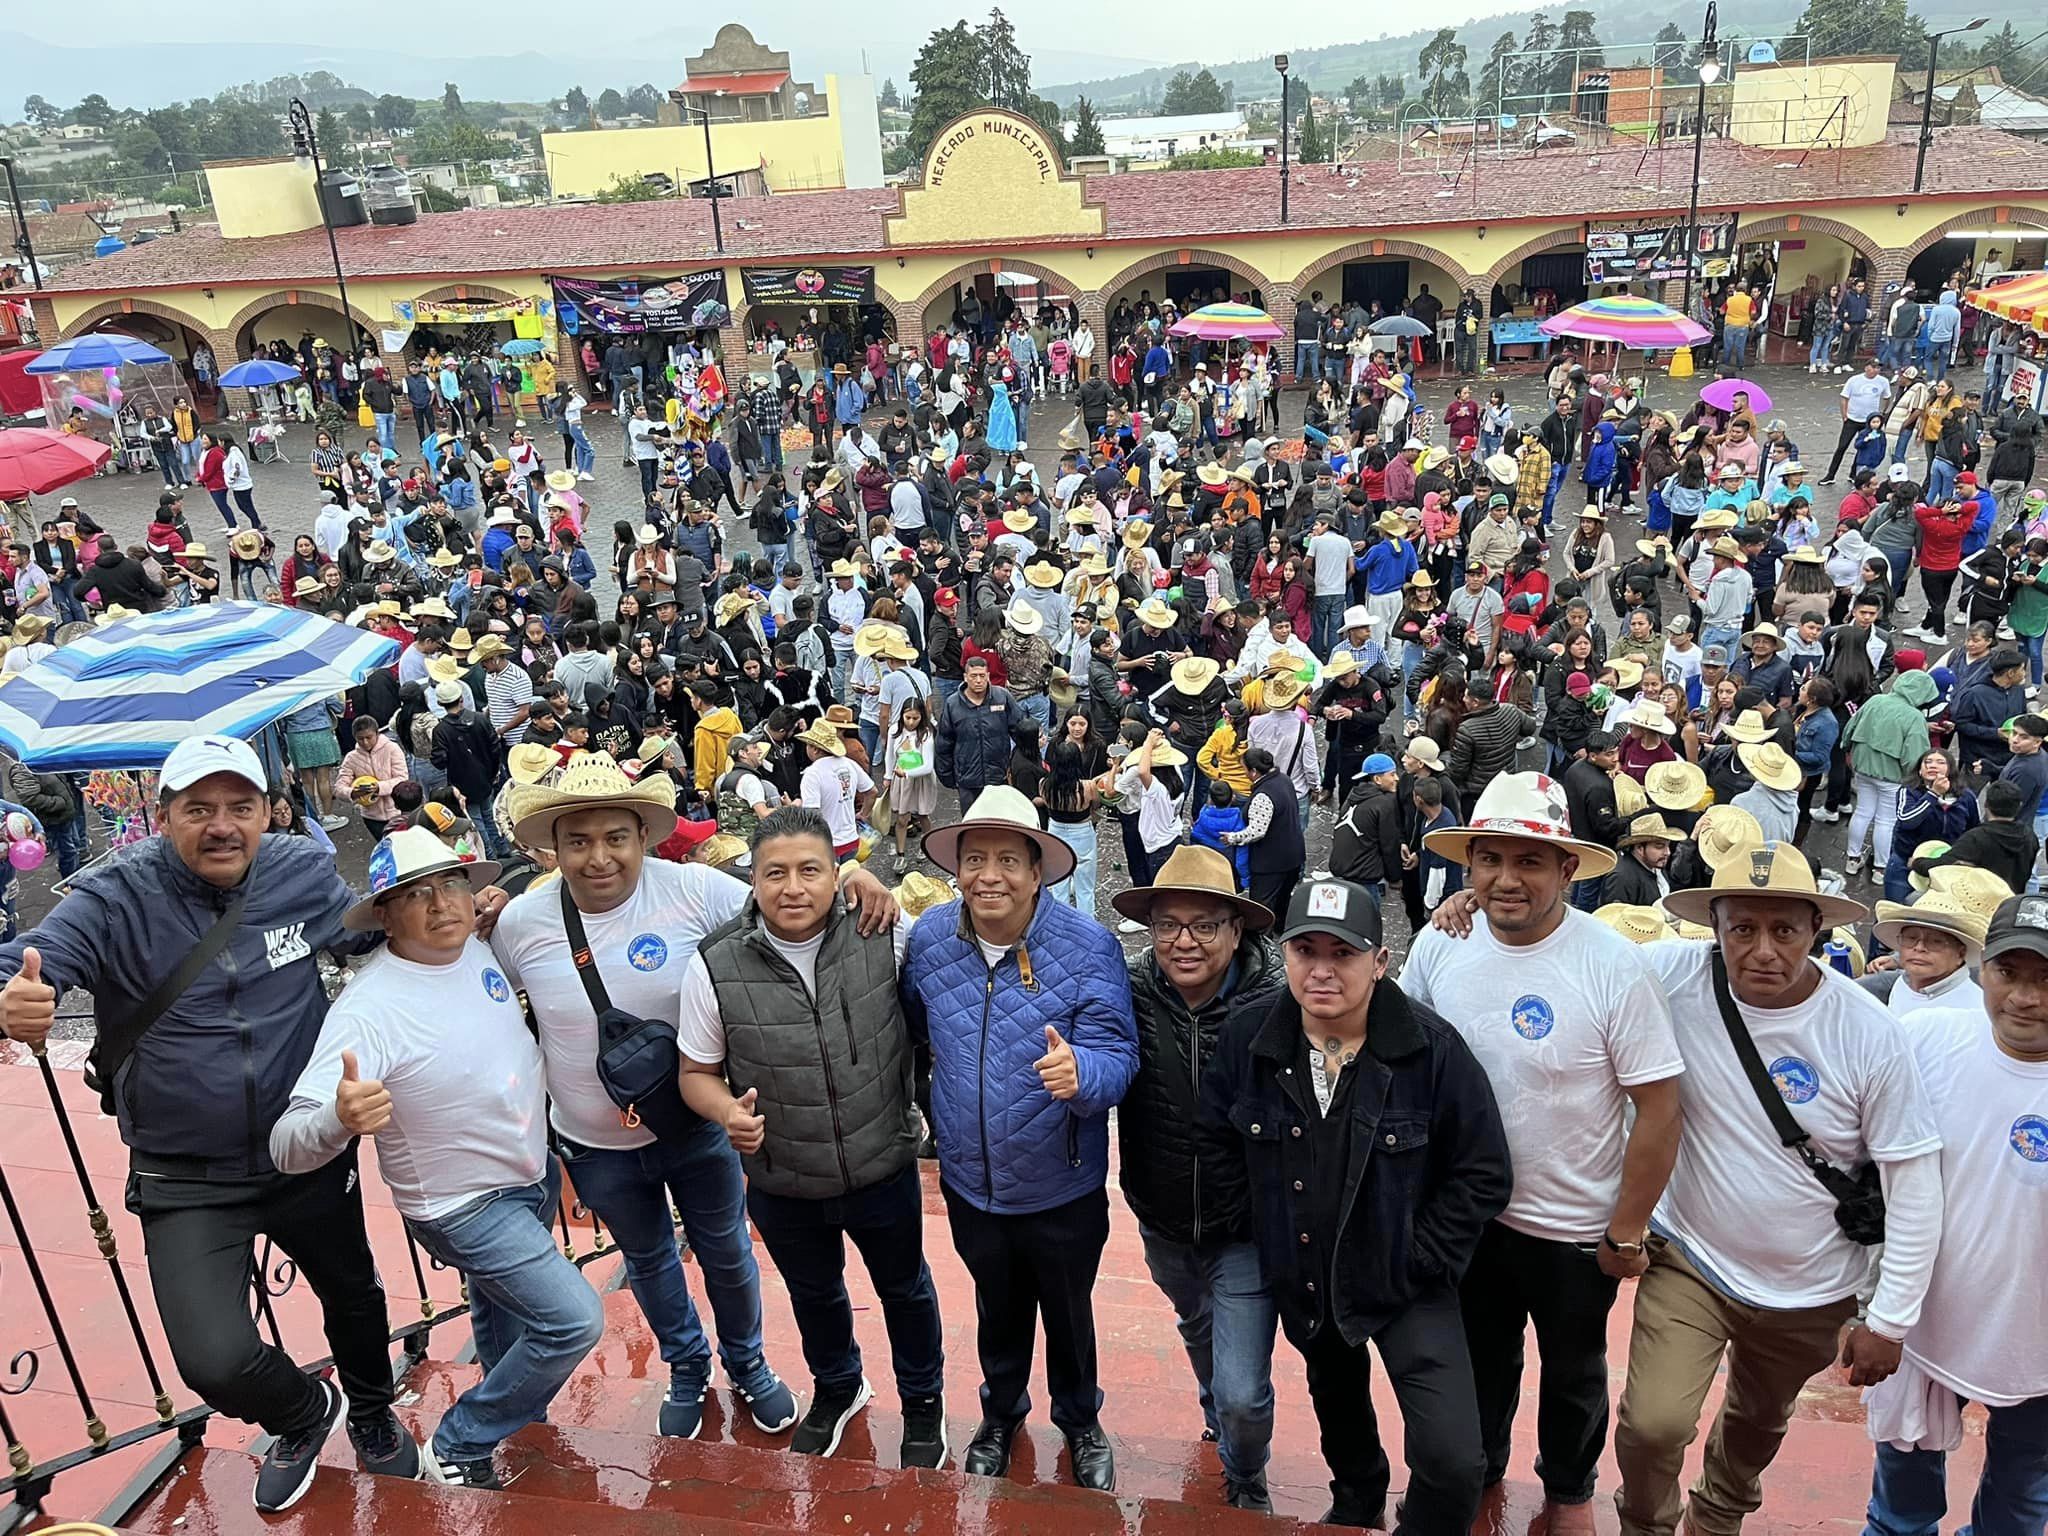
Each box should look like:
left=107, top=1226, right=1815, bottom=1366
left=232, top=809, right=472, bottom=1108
left=30, top=54, right=2048, bottom=413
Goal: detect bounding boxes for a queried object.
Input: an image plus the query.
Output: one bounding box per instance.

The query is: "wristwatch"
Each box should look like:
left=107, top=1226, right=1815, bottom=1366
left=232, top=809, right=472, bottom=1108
left=1601, top=1232, right=1646, bottom=1256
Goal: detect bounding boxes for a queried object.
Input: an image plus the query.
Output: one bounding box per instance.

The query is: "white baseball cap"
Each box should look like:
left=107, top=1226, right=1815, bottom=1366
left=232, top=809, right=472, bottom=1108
left=160, top=734, right=267, bottom=795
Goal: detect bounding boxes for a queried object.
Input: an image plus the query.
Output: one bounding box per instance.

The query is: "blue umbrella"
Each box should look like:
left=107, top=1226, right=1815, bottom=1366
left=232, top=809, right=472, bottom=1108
left=0, top=604, right=400, bottom=772
left=26, top=334, right=174, bottom=373
left=500, top=339, right=546, bottom=356
left=217, top=358, right=303, bottom=388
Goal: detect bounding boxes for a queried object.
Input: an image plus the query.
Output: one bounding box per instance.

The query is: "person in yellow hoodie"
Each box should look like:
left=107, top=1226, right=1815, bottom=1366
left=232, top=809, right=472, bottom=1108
left=688, top=680, right=742, bottom=798
left=1196, top=699, right=1255, bottom=796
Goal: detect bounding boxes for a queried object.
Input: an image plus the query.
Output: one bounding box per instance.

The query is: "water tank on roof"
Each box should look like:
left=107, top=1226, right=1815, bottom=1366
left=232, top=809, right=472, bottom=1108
left=318, top=170, right=368, bottom=229
left=363, top=164, right=418, bottom=226
left=93, top=235, right=126, bottom=258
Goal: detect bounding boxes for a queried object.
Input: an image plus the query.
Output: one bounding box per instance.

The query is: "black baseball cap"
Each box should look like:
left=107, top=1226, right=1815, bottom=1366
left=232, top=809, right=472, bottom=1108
left=1983, top=893, right=2048, bottom=963
left=1278, top=879, right=1385, bottom=950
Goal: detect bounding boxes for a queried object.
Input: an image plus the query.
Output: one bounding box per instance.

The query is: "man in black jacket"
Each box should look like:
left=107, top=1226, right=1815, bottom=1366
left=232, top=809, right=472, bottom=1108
left=1198, top=878, right=1511, bottom=1531
left=430, top=682, right=503, bottom=812
left=1606, top=813, right=1678, bottom=907
left=1561, top=732, right=1626, bottom=909
left=1112, top=847, right=1287, bottom=1512
left=1331, top=754, right=1405, bottom=903
left=82, top=544, right=167, bottom=613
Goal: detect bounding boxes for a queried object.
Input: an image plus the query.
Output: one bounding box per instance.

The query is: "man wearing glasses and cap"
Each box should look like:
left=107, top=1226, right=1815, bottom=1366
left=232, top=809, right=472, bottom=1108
left=1200, top=877, right=1510, bottom=1531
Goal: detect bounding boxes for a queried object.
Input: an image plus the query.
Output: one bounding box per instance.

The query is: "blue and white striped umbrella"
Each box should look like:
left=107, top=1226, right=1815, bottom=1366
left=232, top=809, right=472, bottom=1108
left=0, top=604, right=400, bottom=772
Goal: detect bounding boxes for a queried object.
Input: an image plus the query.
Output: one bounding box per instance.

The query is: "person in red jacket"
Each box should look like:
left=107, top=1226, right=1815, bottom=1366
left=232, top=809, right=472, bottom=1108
left=1911, top=496, right=1975, bottom=640
left=1109, top=341, right=1137, bottom=410
left=195, top=438, right=232, bottom=528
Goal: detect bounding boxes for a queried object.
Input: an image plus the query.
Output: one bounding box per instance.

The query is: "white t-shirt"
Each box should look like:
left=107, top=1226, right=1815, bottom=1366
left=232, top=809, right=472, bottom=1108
left=1401, top=910, right=1683, bottom=1242
left=1117, top=764, right=1182, bottom=852
left=1662, top=641, right=1703, bottom=703
left=1897, top=1008, right=2048, bottom=1405
left=491, top=860, right=748, bottom=1149
left=282, top=940, right=547, bottom=1220
left=677, top=919, right=915, bottom=1064
left=1644, top=941, right=1941, bottom=1308
left=724, top=768, right=774, bottom=812
left=1886, top=966, right=1983, bottom=1025
left=802, top=755, right=874, bottom=848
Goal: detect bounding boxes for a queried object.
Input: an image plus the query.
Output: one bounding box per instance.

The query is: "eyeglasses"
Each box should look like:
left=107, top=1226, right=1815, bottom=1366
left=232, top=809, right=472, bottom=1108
left=381, top=873, right=473, bottom=911
left=1149, top=917, right=1233, bottom=944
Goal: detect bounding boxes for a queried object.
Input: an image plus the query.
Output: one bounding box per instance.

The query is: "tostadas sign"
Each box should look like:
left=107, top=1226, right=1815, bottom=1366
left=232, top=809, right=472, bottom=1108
left=928, top=114, right=1060, bottom=189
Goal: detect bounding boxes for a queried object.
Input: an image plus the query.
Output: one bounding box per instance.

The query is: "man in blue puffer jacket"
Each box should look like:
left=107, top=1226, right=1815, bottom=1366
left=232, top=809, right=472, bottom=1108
left=902, top=785, right=1138, bottom=1494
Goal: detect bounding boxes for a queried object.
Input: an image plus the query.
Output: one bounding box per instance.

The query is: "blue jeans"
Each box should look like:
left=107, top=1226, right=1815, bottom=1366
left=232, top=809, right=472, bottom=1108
left=1927, top=457, right=1958, bottom=504
left=1542, top=462, right=1567, bottom=526
left=2022, top=629, right=2044, bottom=688
left=1721, top=325, right=1751, bottom=370
left=403, top=1164, right=605, bottom=1464
left=1294, top=340, right=1321, bottom=383
left=1866, top=1391, right=2048, bottom=1536
left=1048, top=816, right=1097, bottom=917
left=1312, top=592, right=1345, bottom=660
left=1137, top=1228, right=1277, bottom=1486
left=1016, top=690, right=1053, bottom=741
left=745, top=1164, right=944, bottom=1402
left=1701, top=624, right=1743, bottom=655
left=50, top=813, right=86, bottom=878
left=760, top=541, right=787, bottom=576
left=558, top=1118, right=768, bottom=1389
left=933, top=676, right=961, bottom=717
left=374, top=412, right=396, bottom=455
left=859, top=717, right=882, bottom=765
left=1810, top=326, right=1837, bottom=369
left=1570, top=874, right=1607, bottom=911
left=51, top=576, right=87, bottom=624
left=567, top=422, right=595, bottom=475
left=1929, top=340, right=1952, bottom=382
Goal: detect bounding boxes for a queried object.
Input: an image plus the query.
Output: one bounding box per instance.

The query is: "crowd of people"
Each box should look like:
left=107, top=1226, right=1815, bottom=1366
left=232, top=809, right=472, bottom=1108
left=0, top=266, right=2042, bottom=1536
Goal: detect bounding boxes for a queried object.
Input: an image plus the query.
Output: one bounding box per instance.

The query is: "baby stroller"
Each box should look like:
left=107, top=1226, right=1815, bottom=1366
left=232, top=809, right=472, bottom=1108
left=247, top=413, right=291, bottom=464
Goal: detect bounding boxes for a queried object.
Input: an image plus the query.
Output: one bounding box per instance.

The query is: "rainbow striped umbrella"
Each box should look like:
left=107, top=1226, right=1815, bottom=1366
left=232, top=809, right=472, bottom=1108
left=1539, top=294, right=1709, bottom=349
left=1168, top=302, right=1286, bottom=342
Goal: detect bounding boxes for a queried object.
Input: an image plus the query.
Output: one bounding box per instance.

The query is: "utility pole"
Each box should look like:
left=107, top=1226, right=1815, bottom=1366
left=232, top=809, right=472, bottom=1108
left=1915, top=18, right=1988, bottom=193
left=1, top=156, right=44, bottom=294
left=1276, top=56, right=1291, bottom=225
left=1679, top=2, right=1720, bottom=323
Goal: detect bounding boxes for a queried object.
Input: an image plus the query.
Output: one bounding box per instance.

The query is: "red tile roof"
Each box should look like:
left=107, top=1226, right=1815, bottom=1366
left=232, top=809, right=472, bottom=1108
left=680, top=71, right=790, bottom=96
left=46, top=126, right=2048, bottom=300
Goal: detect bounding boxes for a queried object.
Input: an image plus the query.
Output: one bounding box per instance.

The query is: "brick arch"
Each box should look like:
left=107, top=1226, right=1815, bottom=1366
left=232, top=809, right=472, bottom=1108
left=1729, top=212, right=1886, bottom=270
left=1094, top=246, right=1276, bottom=308
left=221, top=290, right=381, bottom=354
left=408, top=281, right=528, bottom=308
left=1291, top=238, right=1476, bottom=303
left=1897, top=203, right=2048, bottom=265
left=910, top=256, right=1081, bottom=329
left=1484, top=226, right=1587, bottom=290
left=59, top=295, right=216, bottom=344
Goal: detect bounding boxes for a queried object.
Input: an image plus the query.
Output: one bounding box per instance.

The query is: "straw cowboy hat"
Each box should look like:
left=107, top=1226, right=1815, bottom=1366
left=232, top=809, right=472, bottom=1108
left=1135, top=597, right=1176, bottom=629
left=1737, top=741, right=1802, bottom=791
left=1613, top=772, right=1648, bottom=820
left=489, top=508, right=522, bottom=529
left=1621, top=698, right=1677, bottom=735
left=1110, top=844, right=1274, bottom=930
left=1784, top=545, right=1826, bottom=565
left=1692, top=804, right=1766, bottom=870
left=795, top=717, right=847, bottom=756
left=506, top=742, right=561, bottom=787
left=427, top=548, right=464, bottom=569
left=1709, top=536, right=1745, bottom=561
left=97, top=605, right=139, bottom=626
left=1406, top=570, right=1437, bottom=589
left=1023, top=562, right=1065, bottom=590
left=1122, top=520, right=1154, bottom=550
left=1005, top=601, right=1045, bottom=636
left=1636, top=538, right=1671, bottom=559
left=1001, top=508, right=1038, bottom=533
left=1576, top=506, right=1607, bottom=523
left=922, top=784, right=1077, bottom=886
left=715, top=591, right=758, bottom=625
left=1374, top=511, right=1408, bottom=537
left=1618, top=812, right=1684, bottom=848
left=1663, top=840, right=1868, bottom=930
left=631, top=734, right=675, bottom=771
left=511, top=751, right=680, bottom=848
left=698, top=833, right=751, bottom=871
left=1644, top=760, right=1708, bottom=812
left=1594, top=903, right=1676, bottom=944
left=1064, top=504, right=1098, bottom=527
left=469, top=635, right=514, bottom=664
left=292, top=576, right=326, bottom=598
left=1322, top=653, right=1362, bottom=682
left=1170, top=656, right=1221, bottom=695
left=343, top=826, right=501, bottom=933
left=878, top=634, right=919, bottom=664
left=1696, top=508, right=1740, bottom=532
left=228, top=529, right=265, bottom=561
left=1080, top=553, right=1114, bottom=577
left=1339, top=604, right=1375, bottom=632
left=425, top=655, right=465, bottom=687
left=1609, top=657, right=1645, bottom=691
left=850, top=621, right=902, bottom=658
left=1422, top=770, right=1619, bottom=879
left=412, top=597, right=457, bottom=622
left=11, top=614, right=50, bottom=643
left=178, top=542, right=211, bottom=562
left=1261, top=675, right=1308, bottom=711
left=1722, top=709, right=1773, bottom=745
left=1872, top=866, right=2012, bottom=958
left=828, top=559, right=862, bottom=579
left=892, top=871, right=955, bottom=920
left=1485, top=450, right=1518, bottom=481
left=1196, top=463, right=1229, bottom=488
left=545, top=469, right=578, bottom=492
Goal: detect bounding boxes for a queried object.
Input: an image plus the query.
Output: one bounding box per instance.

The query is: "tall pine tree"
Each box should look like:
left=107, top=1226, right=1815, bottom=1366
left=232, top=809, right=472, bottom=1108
left=1070, top=96, right=1106, bottom=156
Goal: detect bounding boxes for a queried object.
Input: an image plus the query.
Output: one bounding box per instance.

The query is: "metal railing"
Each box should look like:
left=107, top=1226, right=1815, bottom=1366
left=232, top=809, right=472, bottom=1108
left=0, top=1025, right=627, bottom=1534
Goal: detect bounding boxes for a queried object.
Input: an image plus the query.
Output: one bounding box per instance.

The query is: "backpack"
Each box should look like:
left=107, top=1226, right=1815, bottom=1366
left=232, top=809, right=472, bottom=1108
left=410, top=708, right=439, bottom=759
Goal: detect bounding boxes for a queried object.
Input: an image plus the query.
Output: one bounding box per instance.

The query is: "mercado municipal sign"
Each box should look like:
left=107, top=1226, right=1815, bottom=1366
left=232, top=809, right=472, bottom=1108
left=886, top=108, right=1107, bottom=248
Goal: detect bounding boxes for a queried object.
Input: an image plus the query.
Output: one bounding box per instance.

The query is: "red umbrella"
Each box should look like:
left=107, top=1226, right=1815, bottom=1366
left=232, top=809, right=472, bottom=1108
left=0, top=429, right=113, bottom=502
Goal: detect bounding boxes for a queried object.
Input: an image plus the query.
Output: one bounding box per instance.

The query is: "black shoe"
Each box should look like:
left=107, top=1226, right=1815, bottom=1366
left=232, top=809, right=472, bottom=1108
left=791, top=1377, right=872, bottom=1458
left=254, top=1378, right=344, bottom=1512
left=425, top=1446, right=502, bottom=1489
left=1322, top=1483, right=1386, bottom=1529
left=1062, top=1424, right=1116, bottom=1492
left=1226, top=1475, right=1273, bottom=1512
left=899, top=1392, right=948, bottom=1470
left=348, top=1408, right=421, bottom=1480
left=962, top=1416, right=1023, bottom=1477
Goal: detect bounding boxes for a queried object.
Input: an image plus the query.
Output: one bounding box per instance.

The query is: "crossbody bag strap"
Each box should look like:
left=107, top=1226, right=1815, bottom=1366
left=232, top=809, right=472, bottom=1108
left=557, top=880, right=612, bottom=1018
left=93, top=882, right=251, bottom=1090
left=1709, top=951, right=1845, bottom=1185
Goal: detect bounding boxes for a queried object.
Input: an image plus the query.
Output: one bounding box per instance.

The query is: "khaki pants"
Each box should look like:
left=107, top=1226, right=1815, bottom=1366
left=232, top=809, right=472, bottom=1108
left=1613, top=1240, right=1857, bottom=1536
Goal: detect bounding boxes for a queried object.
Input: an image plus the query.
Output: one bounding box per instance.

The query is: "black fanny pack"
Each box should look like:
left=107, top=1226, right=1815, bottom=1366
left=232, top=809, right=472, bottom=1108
left=1710, top=953, right=1886, bottom=1245
left=560, top=882, right=694, bottom=1141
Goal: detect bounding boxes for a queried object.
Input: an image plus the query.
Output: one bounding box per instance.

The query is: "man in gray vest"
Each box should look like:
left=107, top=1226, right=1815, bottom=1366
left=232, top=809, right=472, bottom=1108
left=677, top=806, right=945, bottom=1469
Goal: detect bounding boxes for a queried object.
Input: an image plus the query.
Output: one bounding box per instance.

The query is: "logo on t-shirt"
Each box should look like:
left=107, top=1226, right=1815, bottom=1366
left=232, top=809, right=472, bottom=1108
left=480, top=967, right=513, bottom=1004
left=1769, top=1056, right=1820, bottom=1104
left=1510, top=995, right=1555, bottom=1040
left=628, top=933, right=669, bottom=972
left=263, top=923, right=310, bottom=970
left=2011, top=1114, right=2048, bottom=1163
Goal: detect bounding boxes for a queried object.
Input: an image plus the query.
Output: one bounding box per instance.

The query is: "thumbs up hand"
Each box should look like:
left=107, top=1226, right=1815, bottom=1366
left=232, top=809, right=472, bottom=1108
left=1033, top=1024, right=1080, bottom=1101
left=1, top=947, right=56, bottom=1048
left=334, top=1050, right=393, bottom=1136
left=725, top=1087, right=766, bottom=1155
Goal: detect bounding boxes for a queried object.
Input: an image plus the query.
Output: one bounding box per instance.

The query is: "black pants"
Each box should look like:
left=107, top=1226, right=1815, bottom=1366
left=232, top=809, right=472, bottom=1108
left=1248, top=866, right=1301, bottom=931
left=1822, top=417, right=1863, bottom=481
left=747, top=1164, right=945, bottom=1403
left=1457, top=1222, right=1621, bottom=1505
left=130, top=1150, right=393, bottom=1438
left=941, top=1181, right=1108, bottom=1433
left=1919, top=567, right=1957, bottom=630
left=411, top=403, right=435, bottom=445
left=1296, top=1289, right=1486, bottom=1533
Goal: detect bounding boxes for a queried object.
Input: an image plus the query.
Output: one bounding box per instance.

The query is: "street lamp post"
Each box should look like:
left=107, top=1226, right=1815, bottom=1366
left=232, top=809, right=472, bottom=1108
left=670, top=92, right=728, bottom=254
left=1276, top=55, right=1291, bottom=225
left=0, top=156, right=42, bottom=316
left=1914, top=17, right=1989, bottom=194
left=1679, top=2, right=1721, bottom=324
left=287, top=98, right=356, bottom=354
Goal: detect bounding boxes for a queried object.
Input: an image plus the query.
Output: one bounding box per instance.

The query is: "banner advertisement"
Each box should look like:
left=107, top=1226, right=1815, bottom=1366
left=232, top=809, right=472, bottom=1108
left=1585, top=216, right=1740, bottom=283
left=739, top=266, right=876, bottom=305
left=552, top=271, right=731, bottom=334
left=394, top=296, right=542, bottom=325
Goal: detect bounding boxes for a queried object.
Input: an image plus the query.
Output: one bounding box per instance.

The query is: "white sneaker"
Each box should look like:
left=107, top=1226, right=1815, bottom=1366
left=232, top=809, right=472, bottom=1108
left=318, top=813, right=350, bottom=832
left=1116, top=918, right=1147, bottom=935
left=1845, top=853, right=1865, bottom=876
left=577, top=471, right=595, bottom=481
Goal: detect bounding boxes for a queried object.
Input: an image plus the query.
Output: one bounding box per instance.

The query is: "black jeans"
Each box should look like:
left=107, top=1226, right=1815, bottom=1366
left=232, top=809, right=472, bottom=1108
left=130, top=1150, right=393, bottom=1438
left=1248, top=867, right=1302, bottom=930
left=1296, top=1288, right=1486, bottom=1533
left=1822, top=417, right=1863, bottom=481
left=941, top=1181, right=1109, bottom=1433
left=412, top=403, right=435, bottom=445
left=747, top=1164, right=945, bottom=1404
left=1458, top=1222, right=1621, bottom=1505
left=1920, top=567, right=1958, bottom=630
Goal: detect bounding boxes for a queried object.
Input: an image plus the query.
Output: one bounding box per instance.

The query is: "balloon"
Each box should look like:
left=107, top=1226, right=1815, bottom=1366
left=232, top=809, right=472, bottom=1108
left=2, top=812, right=31, bottom=841
left=10, top=839, right=45, bottom=872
